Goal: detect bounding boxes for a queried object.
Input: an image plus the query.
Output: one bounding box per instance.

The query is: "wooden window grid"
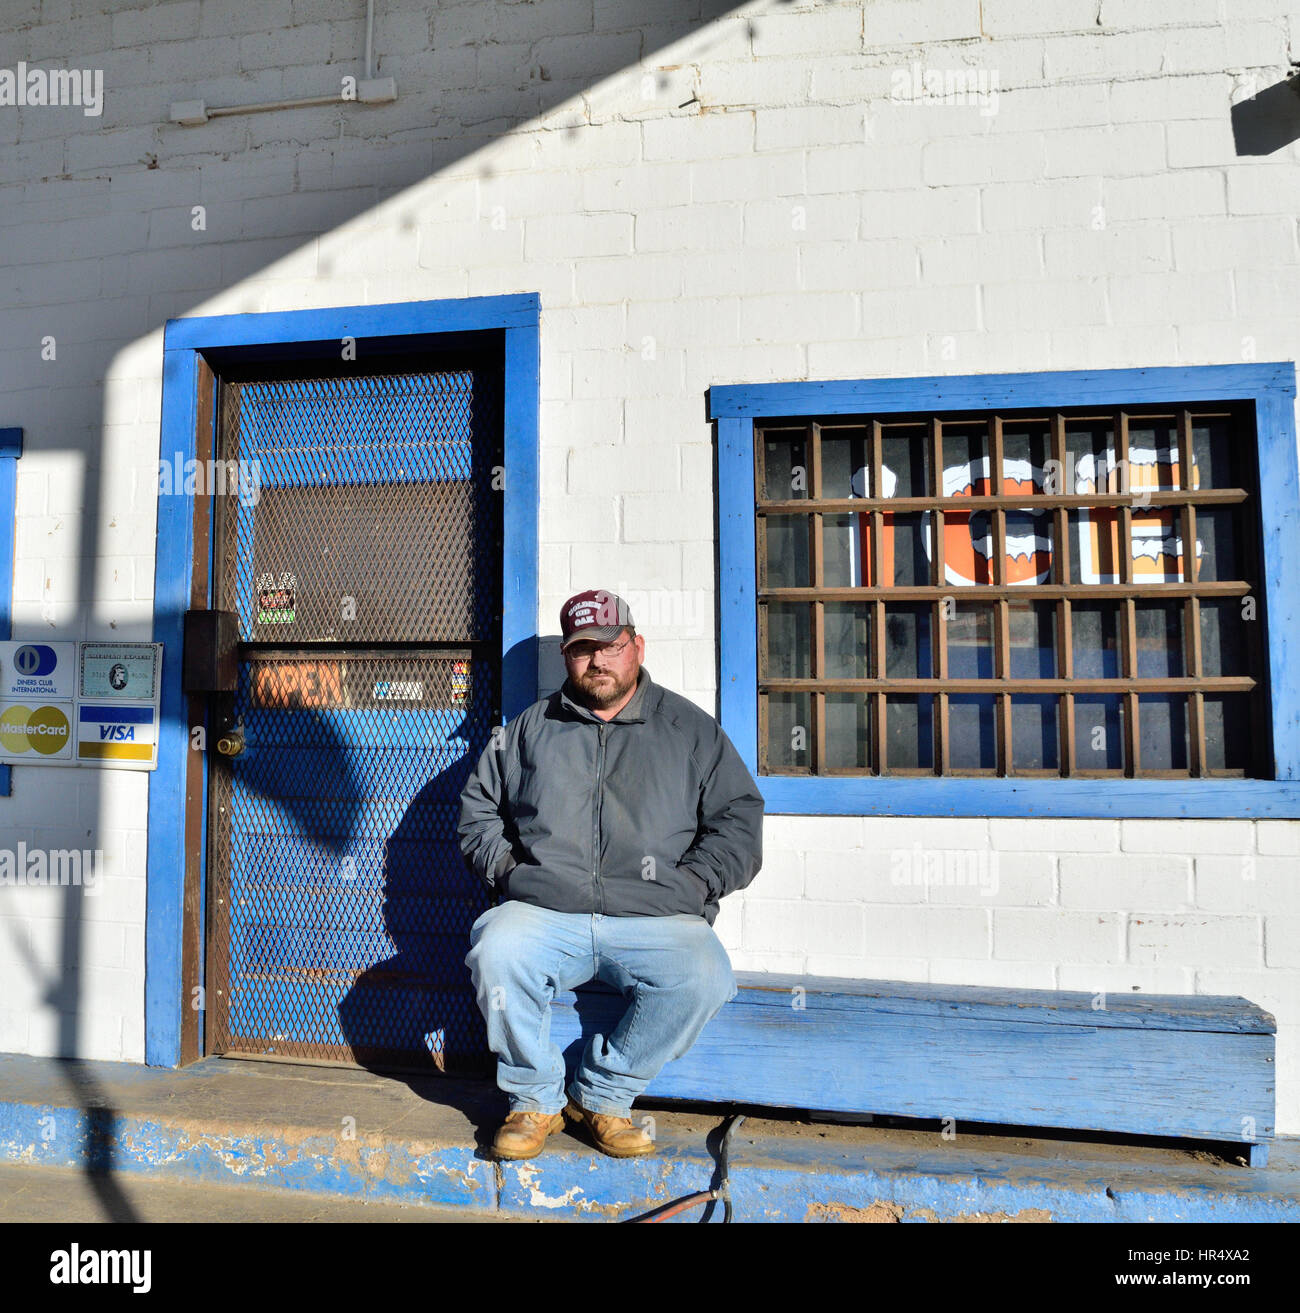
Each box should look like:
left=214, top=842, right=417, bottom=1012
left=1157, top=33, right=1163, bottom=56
left=755, top=404, right=1268, bottom=779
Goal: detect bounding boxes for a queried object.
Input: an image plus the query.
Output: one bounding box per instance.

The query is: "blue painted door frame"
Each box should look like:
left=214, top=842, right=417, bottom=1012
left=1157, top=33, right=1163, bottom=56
left=149, top=294, right=540, bottom=1067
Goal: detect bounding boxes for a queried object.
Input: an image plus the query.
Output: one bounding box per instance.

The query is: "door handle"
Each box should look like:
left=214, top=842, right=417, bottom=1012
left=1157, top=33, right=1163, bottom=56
left=215, top=728, right=245, bottom=757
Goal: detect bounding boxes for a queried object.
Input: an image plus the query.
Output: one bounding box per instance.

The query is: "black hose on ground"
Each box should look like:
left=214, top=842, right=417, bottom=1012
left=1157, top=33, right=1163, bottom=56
left=628, top=1111, right=746, bottom=1223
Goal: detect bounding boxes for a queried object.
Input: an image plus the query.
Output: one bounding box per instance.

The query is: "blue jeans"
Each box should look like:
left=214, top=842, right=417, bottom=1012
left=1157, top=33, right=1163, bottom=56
left=464, top=900, right=738, bottom=1118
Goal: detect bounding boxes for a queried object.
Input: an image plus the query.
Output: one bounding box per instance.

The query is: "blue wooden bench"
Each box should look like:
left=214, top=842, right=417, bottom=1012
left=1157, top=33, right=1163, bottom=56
left=550, top=973, right=1276, bottom=1166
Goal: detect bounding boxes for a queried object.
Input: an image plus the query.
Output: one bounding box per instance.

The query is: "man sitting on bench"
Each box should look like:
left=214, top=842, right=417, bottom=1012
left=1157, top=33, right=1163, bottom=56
left=457, top=588, right=765, bottom=1160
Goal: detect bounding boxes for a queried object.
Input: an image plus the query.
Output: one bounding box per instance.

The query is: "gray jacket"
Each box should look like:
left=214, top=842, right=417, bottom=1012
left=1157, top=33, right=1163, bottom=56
left=456, top=666, right=764, bottom=924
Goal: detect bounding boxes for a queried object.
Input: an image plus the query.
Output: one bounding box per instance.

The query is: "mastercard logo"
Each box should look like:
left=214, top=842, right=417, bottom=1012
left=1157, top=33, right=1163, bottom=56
left=0, top=704, right=71, bottom=756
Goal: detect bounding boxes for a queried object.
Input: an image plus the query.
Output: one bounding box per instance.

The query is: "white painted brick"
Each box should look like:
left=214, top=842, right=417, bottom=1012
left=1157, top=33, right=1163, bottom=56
left=729, top=950, right=808, bottom=974
left=921, top=231, right=1045, bottom=283
left=994, top=81, right=1109, bottom=130
left=1109, top=270, right=1234, bottom=326
left=1097, top=0, right=1224, bottom=28
left=923, top=132, right=1047, bottom=187
left=993, top=909, right=1124, bottom=962
left=626, top=296, right=740, bottom=347
left=692, top=151, right=805, bottom=207
left=806, top=954, right=931, bottom=982
left=745, top=194, right=857, bottom=247
left=1266, top=917, right=1300, bottom=969
left=1196, top=969, right=1300, bottom=1037
left=1195, top=856, right=1300, bottom=915
left=539, top=493, right=617, bottom=542
left=1052, top=323, right=1179, bottom=367
left=1056, top=964, right=1197, bottom=994
left=1043, top=226, right=1171, bottom=278
left=861, top=906, right=990, bottom=959
left=1235, top=266, right=1300, bottom=321
left=1104, top=170, right=1226, bottom=223
left=752, top=6, right=862, bottom=58
left=1258, top=823, right=1300, bottom=857
left=569, top=351, right=636, bottom=402
left=743, top=898, right=865, bottom=956
left=748, top=847, right=804, bottom=900
left=802, top=846, right=924, bottom=903
left=862, top=0, right=983, bottom=46
left=1122, top=819, right=1254, bottom=855
left=697, top=57, right=810, bottom=112
left=984, top=277, right=1108, bottom=331
left=0, top=1009, right=27, bottom=1052
left=1227, top=164, right=1300, bottom=217
left=807, top=139, right=926, bottom=192
left=981, top=176, right=1101, bottom=231
left=864, top=817, right=990, bottom=850
left=740, top=292, right=857, bottom=344
left=1128, top=914, right=1261, bottom=968
left=811, top=335, right=925, bottom=377
left=679, top=638, right=717, bottom=690
left=579, top=162, right=690, bottom=215
left=675, top=247, right=797, bottom=298
left=981, top=0, right=1110, bottom=38
left=642, top=111, right=754, bottom=163
left=1172, top=216, right=1296, bottom=272
left=863, top=186, right=982, bottom=238
left=634, top=202, right=744, bottom=253
left=200, top=0, right=292, bottom=36
left=567, top=443, right=679, bottom=495
left=928, top=851, right=1054, bottom=906
left=929, top=958, right=1057, bottom=988
left=803, top=239, right=919, bottom=291
left=622, top=491, right=712, bottom=543
left=865, top=284, right=980, bottom=336
left=755, top=104, right=866, bottom=153
left=1059, top=854, right=1192, bottom=910
left=766, top=815, right=867, bottom=851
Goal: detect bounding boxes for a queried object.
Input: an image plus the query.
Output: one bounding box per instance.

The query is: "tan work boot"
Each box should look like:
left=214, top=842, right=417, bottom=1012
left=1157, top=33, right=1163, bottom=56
left=563, top=1098, right=655, bottom=1158
left=491, top=1108, right=565, bottom=1160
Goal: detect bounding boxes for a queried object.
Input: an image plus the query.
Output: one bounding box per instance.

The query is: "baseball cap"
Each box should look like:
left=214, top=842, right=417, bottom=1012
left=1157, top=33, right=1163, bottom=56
left=560, top=589, right=636, bottom=651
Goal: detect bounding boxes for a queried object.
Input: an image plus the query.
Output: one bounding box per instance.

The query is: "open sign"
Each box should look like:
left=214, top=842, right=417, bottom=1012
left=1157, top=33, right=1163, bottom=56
left=251, top=662, right=343, bottom=709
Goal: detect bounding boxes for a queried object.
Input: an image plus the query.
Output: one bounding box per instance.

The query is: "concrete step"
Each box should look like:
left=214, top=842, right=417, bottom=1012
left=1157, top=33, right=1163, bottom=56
left=0, top=1052, right=1295, bottom=1222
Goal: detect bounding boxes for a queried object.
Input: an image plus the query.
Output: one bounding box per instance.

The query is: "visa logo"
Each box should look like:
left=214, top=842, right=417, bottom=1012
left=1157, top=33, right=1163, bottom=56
left=99, top=725, right=136, bottom=741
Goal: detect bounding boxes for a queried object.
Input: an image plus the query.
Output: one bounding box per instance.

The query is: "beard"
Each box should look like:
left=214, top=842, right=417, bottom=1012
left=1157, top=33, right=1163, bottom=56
left=571, top=664, right=637, bottom=708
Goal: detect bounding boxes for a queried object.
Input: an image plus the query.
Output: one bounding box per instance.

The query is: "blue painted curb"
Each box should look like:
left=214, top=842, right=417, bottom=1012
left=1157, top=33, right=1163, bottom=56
left=0, top=1092, right=1295, bottom=1222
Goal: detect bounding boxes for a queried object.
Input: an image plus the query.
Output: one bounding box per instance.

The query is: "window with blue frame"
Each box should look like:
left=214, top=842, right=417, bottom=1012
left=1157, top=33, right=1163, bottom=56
left=710, top=365, right=1300, bottom=816
left=756, top=401, right=1264, bottom=778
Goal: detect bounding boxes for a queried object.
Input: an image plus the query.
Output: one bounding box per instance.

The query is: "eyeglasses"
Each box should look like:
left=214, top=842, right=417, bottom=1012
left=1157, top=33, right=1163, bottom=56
left=564, top=637, right=633, bottom=663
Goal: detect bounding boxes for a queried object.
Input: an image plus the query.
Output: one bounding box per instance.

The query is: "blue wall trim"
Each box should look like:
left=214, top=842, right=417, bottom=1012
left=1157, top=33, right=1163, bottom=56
left=149, top=295, right=541, bottom=1066
left=0, top=427, right=23, bottom=798
left=713, top=363, right=1300, bottom=818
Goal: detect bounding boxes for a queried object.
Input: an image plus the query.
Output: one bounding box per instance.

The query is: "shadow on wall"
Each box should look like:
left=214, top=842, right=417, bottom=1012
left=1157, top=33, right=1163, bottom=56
left=1230, top=74, right=1300, bottom=155
left=6, top=0, right=773, bottom=1217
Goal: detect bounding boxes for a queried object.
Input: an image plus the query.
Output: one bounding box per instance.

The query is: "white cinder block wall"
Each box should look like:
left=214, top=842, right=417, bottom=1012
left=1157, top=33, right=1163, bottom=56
left=1, top=0, right=1298, bottom=1127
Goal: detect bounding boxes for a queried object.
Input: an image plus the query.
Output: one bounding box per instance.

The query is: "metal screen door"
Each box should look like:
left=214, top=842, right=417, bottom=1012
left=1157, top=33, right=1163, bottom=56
left=206, top=356, right=501, bottom=1072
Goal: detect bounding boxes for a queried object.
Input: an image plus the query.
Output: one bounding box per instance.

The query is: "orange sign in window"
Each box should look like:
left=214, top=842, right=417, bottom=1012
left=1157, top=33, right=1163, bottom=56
left=251, top=662, right=343, bottom=709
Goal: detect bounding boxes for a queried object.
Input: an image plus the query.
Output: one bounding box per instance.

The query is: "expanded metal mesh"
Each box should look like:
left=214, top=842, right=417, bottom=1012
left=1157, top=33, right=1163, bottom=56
left=217, top=370, right=500, bottom=643
left=210, top=654, right=492, bottom=1069
left=208, top=364, right=501, bottom=1072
